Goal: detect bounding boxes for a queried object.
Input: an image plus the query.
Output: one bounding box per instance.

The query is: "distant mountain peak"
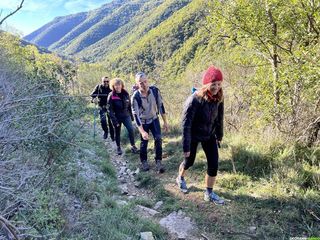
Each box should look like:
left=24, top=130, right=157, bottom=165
left=23, top=0, right=207, bottom=78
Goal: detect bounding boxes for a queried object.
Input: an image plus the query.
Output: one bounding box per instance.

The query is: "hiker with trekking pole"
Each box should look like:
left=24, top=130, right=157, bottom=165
left=131, top=72, right=169, bottom=173
left=90, top=76, right=115, bottom=141
left=176, top=66, right=225, bottom=205
left=107, top=78, right=139, bottom=155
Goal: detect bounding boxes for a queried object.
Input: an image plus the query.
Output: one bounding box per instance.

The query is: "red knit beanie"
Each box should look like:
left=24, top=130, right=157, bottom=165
left=202, top=66, right=223, bottom=85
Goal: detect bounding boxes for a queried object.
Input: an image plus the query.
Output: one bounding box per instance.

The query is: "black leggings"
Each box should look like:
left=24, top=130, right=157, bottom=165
left=183, top=136, right=219, bottom=177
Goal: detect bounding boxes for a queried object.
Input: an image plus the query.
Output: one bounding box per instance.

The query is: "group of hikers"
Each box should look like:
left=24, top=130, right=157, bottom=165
left=90, top=66, right=225, bottom=205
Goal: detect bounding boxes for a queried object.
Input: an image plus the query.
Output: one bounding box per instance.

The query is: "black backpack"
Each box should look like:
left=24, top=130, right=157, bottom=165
left=132, top=86, right=160, bottom=113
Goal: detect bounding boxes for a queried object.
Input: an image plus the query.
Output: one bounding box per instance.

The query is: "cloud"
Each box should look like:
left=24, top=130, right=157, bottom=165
left=0, top=0, right=65, bottom=12
left=0, top=0, right=105, bottom=14
left=23, top=1, right=47, bottom=11
left=0, top=0, right=20, bottom=9
left=64, top=0, right=104, bottom=14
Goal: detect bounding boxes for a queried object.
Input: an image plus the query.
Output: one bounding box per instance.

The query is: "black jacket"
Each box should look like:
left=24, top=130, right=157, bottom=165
left=182, top=93, right=224, bottom=152
left=107, top=90, right=133, bottom=126
left=90, top=84, right=112, bottom=107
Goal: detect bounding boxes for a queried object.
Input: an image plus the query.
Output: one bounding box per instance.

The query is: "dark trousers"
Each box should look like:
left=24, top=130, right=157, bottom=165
left=114, top=116, right=135, bottom=147
left=99, top=107, right=114, bottom=140
left=183, top=135, right=219, bottom=177
left=140, top=118, right=162, bottom=162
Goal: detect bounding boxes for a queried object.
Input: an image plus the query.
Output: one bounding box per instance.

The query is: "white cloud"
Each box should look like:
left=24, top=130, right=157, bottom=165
left=23, top=1, right=47, bottom=11
left=0, top=0, right=105, bottom=15
left=64, top=0, right=103, bottom=14
left=0, top=0, right=65, bottom=12
left=0, top=0, right=21, bottom=9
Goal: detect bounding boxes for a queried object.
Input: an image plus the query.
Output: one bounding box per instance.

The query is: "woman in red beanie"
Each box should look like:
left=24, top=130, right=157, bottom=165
left=176, top=66, right=225, bottom=205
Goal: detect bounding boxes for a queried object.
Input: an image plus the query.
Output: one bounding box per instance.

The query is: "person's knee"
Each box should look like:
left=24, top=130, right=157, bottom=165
left=140, top=140, right=148, bottom=148
left=207, top=168, right=218, bottom=177
left=183, top=160, right=193, bottom=170
left=128, top=127, right=134, bottom=136
left=154, top=137, right=162, bottom=145
left=101, top=117, right=107, bottom=123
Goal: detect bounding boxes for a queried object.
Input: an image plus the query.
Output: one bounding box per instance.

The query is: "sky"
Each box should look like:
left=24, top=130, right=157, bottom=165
left=0, top=0, right=112, bottom=36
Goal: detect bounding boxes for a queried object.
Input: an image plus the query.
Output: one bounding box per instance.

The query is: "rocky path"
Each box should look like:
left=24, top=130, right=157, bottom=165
left=104, top=138, right=212, bottom=240
left=104, top=139, right=149, bottom=198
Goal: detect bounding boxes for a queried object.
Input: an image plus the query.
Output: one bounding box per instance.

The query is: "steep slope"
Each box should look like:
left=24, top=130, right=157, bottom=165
left=103, top=0, right=207, bottom=76
left=76, top=0, right=191, bottom=62
left=23, top=0, right=199, bottom=62
left=24, top=13, right=87, bottom=48
left=23, top=0, right=133, bottom=51
left=49, top=0, right=125, bottom=52
left=23, top=0, right=212, bottom=81
left=61, top=0, right=151, bottom=55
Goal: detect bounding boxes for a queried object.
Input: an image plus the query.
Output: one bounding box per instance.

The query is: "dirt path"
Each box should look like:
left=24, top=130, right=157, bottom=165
left=104, top=138, right=150, bottom=198
left=103, top=138, right=214, bottom=240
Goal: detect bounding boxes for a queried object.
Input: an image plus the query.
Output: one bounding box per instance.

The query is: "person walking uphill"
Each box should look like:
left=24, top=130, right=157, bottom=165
left=107, top=78, right=139, bottom=155
left=91, top=76, right=115, bottom=140
left=176, top=66, right=225, bottom=205
left=131, top=72, right=169, bottom=173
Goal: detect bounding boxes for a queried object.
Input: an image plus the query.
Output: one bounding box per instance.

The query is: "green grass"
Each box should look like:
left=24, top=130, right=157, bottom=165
left=16, top=118, right=170, bottom=239
left=122, top=123, right=320, bottom=239
left=84, top=206, right=166, bottom=240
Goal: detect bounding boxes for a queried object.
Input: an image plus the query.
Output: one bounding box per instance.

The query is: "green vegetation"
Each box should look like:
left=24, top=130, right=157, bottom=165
left=2, top=0, right=319, bottom=238
left=82, top=1, right=319, bottom=238
left=0, top=32, right=165, bottom=239
left=122, top=129, right=320, bottom=239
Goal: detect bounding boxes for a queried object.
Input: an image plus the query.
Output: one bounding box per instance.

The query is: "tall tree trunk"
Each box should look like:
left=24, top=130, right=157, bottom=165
left=267, top=7, right=281, bottom=129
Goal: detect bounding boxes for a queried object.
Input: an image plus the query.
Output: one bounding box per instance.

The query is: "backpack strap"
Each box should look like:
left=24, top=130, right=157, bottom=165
left=132, top=90, right=143, bottom=111
left=132, top=86, right=160, bottom=113
left=149, top=86, right=159, bottom=113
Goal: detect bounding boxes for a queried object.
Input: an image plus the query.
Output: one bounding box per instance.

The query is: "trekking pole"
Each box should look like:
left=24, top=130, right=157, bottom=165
left=93, top=103, right=98, bottom=140
left=215, top=135, right=221, bottom=148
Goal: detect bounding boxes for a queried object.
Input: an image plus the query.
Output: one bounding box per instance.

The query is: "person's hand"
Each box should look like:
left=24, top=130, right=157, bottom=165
left=216, top=140, right=221, bottom=148
left=184, top=152, right=190, bottom=158
left=141, top=130, right=149, bottom=140
left=116, top=124, right=120, bottom=127
left=163, top=122, right=169, bottom=132
left=91, top=98, right=98, bottom=104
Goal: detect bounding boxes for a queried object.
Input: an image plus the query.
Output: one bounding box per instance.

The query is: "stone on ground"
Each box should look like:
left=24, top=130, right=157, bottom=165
left=140, top=232, right=155, bottom=240
left=159, top=210, right=198, bottom=239
left=135, top=205, right=160, bottom=218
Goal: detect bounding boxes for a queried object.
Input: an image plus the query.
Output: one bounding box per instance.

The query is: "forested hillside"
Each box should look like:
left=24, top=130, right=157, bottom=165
left=2, top=0, right=319, bottom=239
left=23, top=0, right=194, bottom=61
left=23, top=12, right=88, bottom=49
left=75, top=1, right=320, bottom=237
left=0, top=31, right=166, bottom=239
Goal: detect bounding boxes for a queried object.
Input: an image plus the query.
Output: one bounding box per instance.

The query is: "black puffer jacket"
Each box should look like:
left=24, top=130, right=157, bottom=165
left=90, top=84, right=112, bottom=107
left=182, top=93, right=224, bottom=152
left=107, top=90, right=133, bottom=126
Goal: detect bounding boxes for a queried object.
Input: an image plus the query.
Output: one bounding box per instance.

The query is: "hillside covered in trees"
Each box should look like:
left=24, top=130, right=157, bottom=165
left=23, top=0, right=192, bottom=61
left=1, top=0, right=319, bottom=239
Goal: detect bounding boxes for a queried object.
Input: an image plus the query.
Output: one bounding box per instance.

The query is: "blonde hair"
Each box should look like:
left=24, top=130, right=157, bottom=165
left=197, top=84, right=224, bottom=102
left=110, top=78, right=125, bottom=91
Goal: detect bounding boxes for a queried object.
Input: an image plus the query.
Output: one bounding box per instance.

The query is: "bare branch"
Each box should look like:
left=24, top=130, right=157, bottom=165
left=0, top=215, right=20, bottom=240
left=0, top=0, right=25, bottom=26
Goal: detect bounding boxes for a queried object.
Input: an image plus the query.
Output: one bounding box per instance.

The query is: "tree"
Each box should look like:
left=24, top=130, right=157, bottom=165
left=208, top=0, right=320, bottom=141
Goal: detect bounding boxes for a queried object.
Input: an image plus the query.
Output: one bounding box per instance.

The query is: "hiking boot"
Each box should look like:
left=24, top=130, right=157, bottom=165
left=176, top=176, right=188, bottom=193
left=103, top=132, right=108, bottom=139
left=141, top=161, right=150, bottom=171
left=155, top=160, right=165, bottom=173
left=131, top=145, right=139, bottom=154
left=204, top=191, right=225, bottom=205
left=117, top=146, right=122, bottom=155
